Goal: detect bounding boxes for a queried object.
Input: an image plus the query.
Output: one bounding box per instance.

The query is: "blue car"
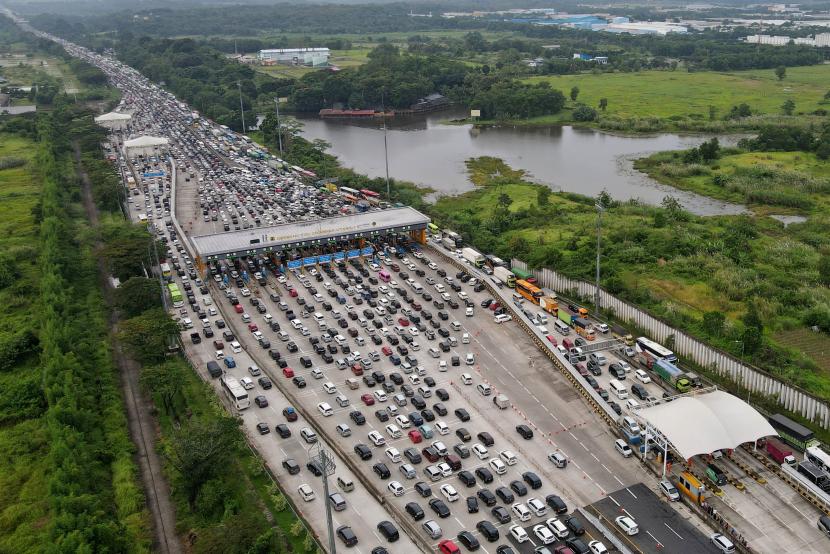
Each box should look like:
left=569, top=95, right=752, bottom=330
left=224, top=356, right=236, bottom=368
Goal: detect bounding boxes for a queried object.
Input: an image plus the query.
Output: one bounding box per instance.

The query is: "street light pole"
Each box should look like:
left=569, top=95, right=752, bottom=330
left=274, top=97, right=283, bottom=153
left=594, top=203, right=604, bottom=312
left=381, top=91, right=391, bottom=201
left=237, top=81, right=246, bottom=134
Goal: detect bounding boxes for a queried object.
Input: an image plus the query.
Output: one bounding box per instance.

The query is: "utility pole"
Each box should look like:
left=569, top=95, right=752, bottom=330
left=274, top=97, right=283, bottom=153
left=309, top=443, right=337, bottom=554
left=237, top=81, right=246, bottom=134
left=381, top=91, right=391, bottom=201
left=594, top=203, right=604, bottom=312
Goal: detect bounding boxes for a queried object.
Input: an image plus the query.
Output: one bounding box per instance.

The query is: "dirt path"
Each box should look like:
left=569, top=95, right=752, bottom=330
left=73, top=143, right=182, bottom=554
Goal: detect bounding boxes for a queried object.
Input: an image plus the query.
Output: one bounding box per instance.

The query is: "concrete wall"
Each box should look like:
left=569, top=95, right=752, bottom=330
left=512, top=259, right=830, bottom=431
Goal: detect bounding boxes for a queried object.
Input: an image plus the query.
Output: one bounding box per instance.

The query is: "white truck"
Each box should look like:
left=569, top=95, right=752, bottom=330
left=493, top=266, right=516, bottom=287
left=462, top=247, right=485, bottom=268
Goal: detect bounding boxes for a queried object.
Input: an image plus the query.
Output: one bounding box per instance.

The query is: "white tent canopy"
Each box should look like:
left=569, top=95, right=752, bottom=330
left=94, top=111, right=132, bottom=130
left=636, top=390, right=776, bottom=460
left=124, top=135, right=169, bottom=157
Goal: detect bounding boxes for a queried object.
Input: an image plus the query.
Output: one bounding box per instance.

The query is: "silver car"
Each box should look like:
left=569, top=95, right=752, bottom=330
left=422, top=519, right=442, bottom=539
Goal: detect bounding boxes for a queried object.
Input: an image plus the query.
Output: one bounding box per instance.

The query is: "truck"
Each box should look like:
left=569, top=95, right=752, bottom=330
left=462, top=247, right=485, bottom=268
left=442, top=237, right=456, bottom=250
left=653, top=359, right=691, bottom=393
left=684, top=371, right=702, bottom=388
left=622, top=428, right=642, bottom=446
left=572, top=318, right=596, bottom=341
left=493, top=266, right=516, bottom=288
left=568, top=303, right=588, bottom=318
left=766, top=438, right=797, bottom=466
left=558, top=310, right=572, bottom=326
left=539, top=295, right=558, bottom=315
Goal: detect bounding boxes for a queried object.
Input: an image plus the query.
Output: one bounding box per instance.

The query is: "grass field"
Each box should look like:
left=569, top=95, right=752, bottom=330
left=0, top=54, right=82, bottom=92
left=255, top=47, right=371, bottom=79
left=776, top=328, right=830, bottom=377
left=0, top=134, right=51, bottom=552
left=525, top=65, right=830, bottom=119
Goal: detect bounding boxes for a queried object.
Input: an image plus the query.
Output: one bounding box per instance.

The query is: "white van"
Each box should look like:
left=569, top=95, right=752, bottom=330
left=554, top=320, right=570, bottom=335
left=609, top=379, right=628, bottom=400
left=413, top=283, right=424, bottom=294
left=589, top=352, right=607, bottom=366
left=477, top=383, right=492, bottom=397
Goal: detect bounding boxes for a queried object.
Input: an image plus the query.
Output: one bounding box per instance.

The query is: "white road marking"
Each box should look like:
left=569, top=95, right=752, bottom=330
left=646, top=530, right=664, bottom=547
left=664, top=522, right=683, bottom=539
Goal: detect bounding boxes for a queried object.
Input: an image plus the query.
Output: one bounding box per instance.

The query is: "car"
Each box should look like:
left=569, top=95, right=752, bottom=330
left=373, top=462, right=391, bottom=479
left=456, top=530, right=479, bottom=551
left=534, top=524, right=556, bottom=545
left=406, top=501, right=425, bottom=521
left=475, top=467, right=494, bottom=484
left=282, top=458, right=300, bottom=475
left=615, top=515, right=639, bottom=536
left=522, top=471, right=542, bottom=490
left=546, top=494, right=568, bottom=515
left=292, top=376, right=306, bottom=388
left=477, top=431, right=494, bottom=446
left=565, top=515, right=585, bottom=536
left=589, top=540, right=609, bottom=554
left=415, top=481, right=432, bottom=497
left=337, top=423, right=352, bottom=437
left=254, top=395, right=268, bottom=408
left=258, top=376, right=273, bottom=389
left=336, top=525, right=358, bottom=547
left=615, top=439, right=633, bottom=458
left=711, top=533, right=735, bottom=553
left=516, top=424, right=533, bottom=439
left=283, top=406, right=298, bottom=421
left=528, top=496, right=548, bottom=517
left=298, top=483, right=315, bottom=502
left=275, top=424, right=291, bottom=438
left=387, top=481, right=405, bottom=497
left=350, top=410, right=366, bottom=425
left=634, top=369, right=651, bottom=383
left=659, top=479, right=680, bottom=501
left=423, top=520, right=442, bottom=540
left=476, top=520, right=499, bottom=542
left=491, top=505, right=511, bottom=524
left=512, top=502, right=531, bottom=521
left=377, top=520, right=399, bottom=543
left=495, top=486, right=514, bottom=504
left=256, top=422, right=270, bottom=435
left=440, top=484, right=460, bottom=502
left=429, top=498, right=451, bottom=518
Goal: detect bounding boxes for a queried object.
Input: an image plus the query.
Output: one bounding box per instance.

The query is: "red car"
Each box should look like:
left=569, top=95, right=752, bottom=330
left=288, top=288, right=298, bottom=298
left=545, top=335, right=557, bottom=346
left=438, top=539, right=460, bottom=554
left=351, top=364, right=364, bottom=376
left=234, top=304, right=244, bottom=313
left=361, top=393, right=375, bottom=406
left=282, top=406, right=298, bottom=421
left=248, top=323, right=258, bottom=332
left=408, top=429, right=423, bottom=444
left=489, top=302, right=499, bottom=311
left=412, top=302, right=422, bottom=311
left=282, top=367, right=295, bottom=378
left=382, top=346, right=392, bottom=356
left=398, top=317, right=410, bottom=327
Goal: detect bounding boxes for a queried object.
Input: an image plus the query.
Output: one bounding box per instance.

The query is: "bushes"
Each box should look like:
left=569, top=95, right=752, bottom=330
left=0, top=156, right=26, bottom=170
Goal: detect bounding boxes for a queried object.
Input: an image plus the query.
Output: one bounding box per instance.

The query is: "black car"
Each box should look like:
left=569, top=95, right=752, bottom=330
left=420, top=408, right=435, bottom=422
left=566, top=538, right=591, bottom=554
left=409, top=412, right=424, bottom=426
left=377, top=520, right=399, bottom=543
left=429, top=498, right=451, bottom=518
left=275, top=424, right=291, bottom=438
left=456, top=428, right=472, bottom=442
left=355, top=443, right=372, bottom=460
left=282, top=458, right=301, bottom=475
left=405, top=501, right=425, bottom=520
left=566, top=515, right=585, bottom=536
left=336, top=525, right=358, bottom=547
left=404, top=447, right=422, bottom=464
left=375, top=410, right=390, bottom=422
left=523, top=471, right=542, bottom=489
left=475, top=467, right=494, bottom=484
left=609, top=363, right=626, bottom=379
left=414, top=481, right=432, bottom=497
left=254, top=395, right=269, bottom=408
left=258, top=376, right=273, bottom=389
left=457, top=470, right=476, bottom=487
left=457, top=530, right=479, bottom=551
left=587, top=360, right=602, bottom=376
left=496, top=546, right=516, bottom=554
left=466, top=496, right=479, bottom=513
left=373, top=462, right=391, bottom=479
left=411, top=396, right=426, bottom=410
left=477, top=431, right=494, bottom=446
left=631, top=383, right=649, bottom=400
left=433, top=402, right=448, bottom=416
left=307, top=460, right=324, bottom=476
left=546, top=494, right=569, bottom=514
left=293, top=376, right=307, bottom=388
left=476, top=520, right=499, bottom=542
left=516, top=424, right=534, bottom=440
left=455, top=408, right=470, bottom=422
left=491, top=505, right=511, bottom=524
left=509, top=480, right=528, bottom=497
left=454, top=443, right=470, bottom=459
left=350, top=410, right=366, bottom=425
left=477, top=488, right=497, bottom=507
left=435, top=388, right=449, bottom=401
left=495, top=486, right=514, bottom=504
left=256, top=422, right=270, bottom=435
left=608, top=401, right=623, bottom=415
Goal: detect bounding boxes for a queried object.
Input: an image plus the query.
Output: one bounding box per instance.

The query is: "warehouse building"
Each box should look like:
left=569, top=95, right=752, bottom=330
left=257, top=48, right=330, bottom=67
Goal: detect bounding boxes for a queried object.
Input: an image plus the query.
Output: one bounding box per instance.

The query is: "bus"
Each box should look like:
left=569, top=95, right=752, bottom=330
left=221, top=376, right=251, bottom=410
left=168, top=283, right=184, bottom=308
left=428, top=223, right=440, bottom=235
left=360, top=189, right=380, bottom=199
left=797, top=461, right=830, bottom=492
left=635, top=336, right=677, bottom=368
left=515, top=279, right=543, bottom=304
left=676, top=471, right=705, bottom=504
left=160, top=262, right=172, bottom=280
left=511, top=267, right=536, bottom=284
left=806, top=445, right=830, bottom=473
left=340, top=186, right=361, bottom=197
left=769, top=413, right=817, bottom=451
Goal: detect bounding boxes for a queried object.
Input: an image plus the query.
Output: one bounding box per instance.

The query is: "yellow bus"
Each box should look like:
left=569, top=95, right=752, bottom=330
left=515, top=279, right=543, bottom=303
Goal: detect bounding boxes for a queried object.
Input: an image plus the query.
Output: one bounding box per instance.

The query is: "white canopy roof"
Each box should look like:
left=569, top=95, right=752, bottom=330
left=636, top=390, right=776, bottom=460
left=94, top=111, right=131, bottom=122
left=124, top=135, right=168, bottom=147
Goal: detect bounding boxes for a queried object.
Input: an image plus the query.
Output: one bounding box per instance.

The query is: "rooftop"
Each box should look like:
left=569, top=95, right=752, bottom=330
left=191, top=206, right=430, bottom=260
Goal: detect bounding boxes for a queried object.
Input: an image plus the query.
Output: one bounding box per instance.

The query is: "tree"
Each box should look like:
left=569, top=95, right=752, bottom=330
left=819, top=254, right=830, bottom=286
left=117, top=308, right=180, bottom=364
left=781, top=99, right=795, bottom=115
left=597, top=189, right=613, bottom=209
left=140, top=361, right=187, bottom=416
left=115, top=277, right=161, bottom=317
left=702, top=311, right=726, bottom=337
left=572, top=105, right=597, bottom=121
left=536, top=186, right=551, bottom=207
left=570, top=86, right=579, bottom=102
left=497, top=192, right=513, bottom=209
left=698, top=138, right=720, bottom=162
left=166, top=417, right=240, bottom=504
left=775, top=65, right=786, bottom=81
left=598, top=98, right=607, bottom=111
left=661, top=195, right=685, bottom=221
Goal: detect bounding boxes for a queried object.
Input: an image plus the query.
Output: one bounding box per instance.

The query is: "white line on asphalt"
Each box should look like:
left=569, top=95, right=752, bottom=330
left=664, top=522, right=683, bottom=539
left=580, top=442, right=589, bottom=452
left=609, top=495, right=620, bottom=507
left=646, top=530, right=664, bottom=547
left=626, top=488, right=637, bottom=499
left=601, top=464, right=611, bottom=473
left=590, top=453, right=599, bottom=461
left=614, top=476, right=625, bottom=486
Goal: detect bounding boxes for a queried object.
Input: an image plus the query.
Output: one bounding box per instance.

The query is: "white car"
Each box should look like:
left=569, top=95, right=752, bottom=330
left=618, top=361, right=632, bottom=372
left=527, top=497, right=547, bottom=517
left=533, top=524, right=555, bottom=545
left=494, top=314, right=512, bottom=323
left=512, top=502, right=531, bottom=522
left=438, top=360, right=448, bottom=371
left=385, top=423, right=402, bottom=438
left=509, top=525, right=529, bottom=543
left=711, top=533, right=735, bottom=553
left=230, top=341, right=242, bottom=353
left=395, top=415, right=411, bottom=429
left=387, top=480, right=405, bottom=497
left=297, top=484, right=315, bottom=502
left=317, top=402, right=333, bottom=417
left=635, top=369, right=651, bottom=383
left=546, top=518, right=569, bottom=539
left=239, top=377, right=254, bottom=390
left=472, top=444, right=489, bottom=460
left=465, top=307, right=474, bottom=317
left=440, top=484, right=459, bottom=502
left=435, top=421, right=449, bottom=435
left=615, top=515, right=639, bottom=536
left=465, top=353, right=475, bottom=365
left=461, top=333, right=470, bottom=344
left=408, top=327, right=419, bottom=336
left=615, top=439, right=633, bottom=458
left=489, top=458, right=507, bottom=475
left=368, top=430, right=386, bottom=446
left=589, top=540, right=609, bottom=554
left=336, top=423, right=351, bottom=437
left=323, top=382, right=337, bottom=394
left=500, top=450, right=518, bottom=466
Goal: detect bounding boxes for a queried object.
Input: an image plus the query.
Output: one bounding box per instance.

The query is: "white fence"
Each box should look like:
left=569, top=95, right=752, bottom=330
left=512, top=259, right=830, bottom=430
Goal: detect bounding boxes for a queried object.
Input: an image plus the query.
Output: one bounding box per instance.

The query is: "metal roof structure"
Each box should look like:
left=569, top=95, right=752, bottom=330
left=124, top=135, right=169, bottom=157
left=191, top=206, right=430, bottom=260
left=94, top=111, right=132, bottom=129
left=635, top=390, right=777, bottom=460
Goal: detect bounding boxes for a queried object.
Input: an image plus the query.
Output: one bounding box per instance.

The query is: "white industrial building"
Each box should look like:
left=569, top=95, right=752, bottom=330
left=745, top=33, right=830, bottom=47
left=257, top=48, right=330, bottom=67
left=597, top=22, right=688, bottom=35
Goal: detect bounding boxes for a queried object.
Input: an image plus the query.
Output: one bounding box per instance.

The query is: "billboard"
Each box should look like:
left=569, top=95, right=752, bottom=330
left=287, top=259, right=302, bottom=269
left=361, top=246, right=374, bottom=256
left=303, top=256, right=317, bottom=266
left=347, top=249, right=361, bottom=259
left=333, top=251, right=345, bottom=261
left=318, top=254, right=332, bottom=264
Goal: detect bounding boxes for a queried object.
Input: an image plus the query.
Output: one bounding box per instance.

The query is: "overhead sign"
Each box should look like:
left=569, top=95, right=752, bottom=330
left=143, top=171, right=165, bottom=177
left=318, top=254, right=332, bottom=263
left=333, top=251, right=345, bottom=261
left=347, top=249, right=361, bottom=259
left=287, top=259, right=302, bottom=269
left=303, top=256, right=317, bottom=266
left=361, top=246, right=374, bottom=256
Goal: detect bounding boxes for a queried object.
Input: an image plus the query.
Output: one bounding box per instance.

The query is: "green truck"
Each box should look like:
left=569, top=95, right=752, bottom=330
left=653, top=359, right=691, bottom=393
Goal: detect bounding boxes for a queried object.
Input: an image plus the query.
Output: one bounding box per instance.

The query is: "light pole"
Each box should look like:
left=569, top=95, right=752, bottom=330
left=735, top=339, right=749, bottom=402
left=594, top=203, right=604, bottom=312
left=309, top=443, right=337, bottom=554
left=381, top=91, right=391, bottom=201
left=237, top=81, right=246, bottom=134
left=274, top=97, right=284, bottom=153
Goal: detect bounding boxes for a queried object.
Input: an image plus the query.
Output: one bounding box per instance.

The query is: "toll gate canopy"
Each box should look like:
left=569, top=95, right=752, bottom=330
left=191, top=206, right=430, bottom=260
left=636, top=390, right=777, bottom=460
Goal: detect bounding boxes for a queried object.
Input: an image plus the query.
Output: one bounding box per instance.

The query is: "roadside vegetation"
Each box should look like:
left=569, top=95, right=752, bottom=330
left=430, top=156, right=830, bottom=402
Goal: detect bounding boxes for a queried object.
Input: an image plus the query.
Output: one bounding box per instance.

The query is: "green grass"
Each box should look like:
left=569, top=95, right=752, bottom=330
left=0, top=133, right=52, bottom=553
left=0, top=54, right=83, bottom=92
left=776, top=328, right=830, bottom=378
left=525, top=65, right=830, bottom=119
